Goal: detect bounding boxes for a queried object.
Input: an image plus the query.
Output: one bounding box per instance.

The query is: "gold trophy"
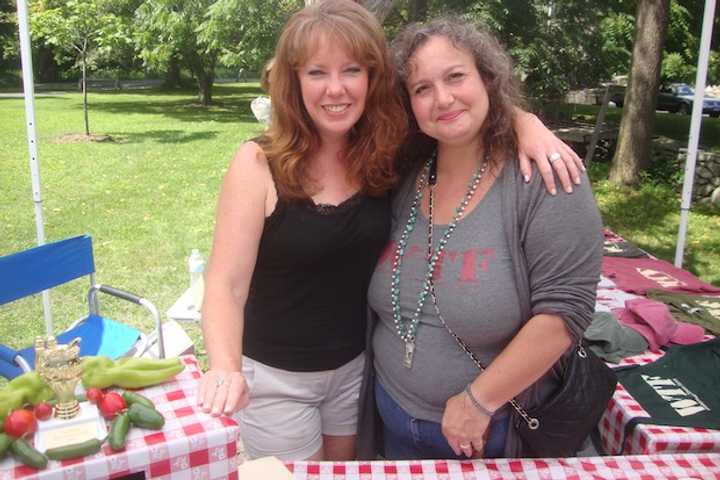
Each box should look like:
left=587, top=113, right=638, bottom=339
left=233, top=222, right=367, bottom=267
left=33, top=336, right=107, bottom=452
left=35, top=336, right=82, bottom=420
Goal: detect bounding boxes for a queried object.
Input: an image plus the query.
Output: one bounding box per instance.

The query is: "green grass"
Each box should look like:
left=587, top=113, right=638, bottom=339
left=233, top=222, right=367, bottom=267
left=589, top=162, right=720, bottom=287
left=1, top=88, right=718, bottom=387
left=0, top=84, right=264, bottom=376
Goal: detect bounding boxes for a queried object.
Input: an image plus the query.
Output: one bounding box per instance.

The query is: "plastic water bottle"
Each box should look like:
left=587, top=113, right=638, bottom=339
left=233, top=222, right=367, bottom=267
left=188, top=249, right=205, bottom=288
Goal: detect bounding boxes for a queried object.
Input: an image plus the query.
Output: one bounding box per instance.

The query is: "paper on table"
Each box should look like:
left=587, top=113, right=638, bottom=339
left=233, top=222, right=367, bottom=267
left=237, top=457, right=292, bottom=480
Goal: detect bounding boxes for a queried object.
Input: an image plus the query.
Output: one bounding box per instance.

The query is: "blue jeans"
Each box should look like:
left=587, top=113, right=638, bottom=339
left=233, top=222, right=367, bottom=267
left=375, top=379, right=508, bottom=460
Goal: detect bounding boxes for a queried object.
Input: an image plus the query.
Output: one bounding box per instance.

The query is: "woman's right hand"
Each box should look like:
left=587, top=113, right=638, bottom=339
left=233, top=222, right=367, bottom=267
left=197, top=369, right=250, bottom=416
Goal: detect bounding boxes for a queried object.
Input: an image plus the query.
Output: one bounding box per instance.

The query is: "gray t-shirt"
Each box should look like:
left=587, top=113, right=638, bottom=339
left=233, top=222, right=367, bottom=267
left=368, top=176, right=520, bottom=422
left=357, top=160, right=603, bottom=459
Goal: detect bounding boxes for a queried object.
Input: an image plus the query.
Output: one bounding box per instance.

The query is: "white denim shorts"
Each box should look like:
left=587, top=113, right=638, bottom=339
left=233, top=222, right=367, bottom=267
left=236, top=352, right=365, bottom=461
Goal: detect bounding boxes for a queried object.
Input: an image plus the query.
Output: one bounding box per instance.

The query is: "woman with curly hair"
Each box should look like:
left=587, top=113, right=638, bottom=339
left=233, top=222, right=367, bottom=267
left=197, top=1, right=584, bottom=462
left=359, top=17, right=602, bottom=460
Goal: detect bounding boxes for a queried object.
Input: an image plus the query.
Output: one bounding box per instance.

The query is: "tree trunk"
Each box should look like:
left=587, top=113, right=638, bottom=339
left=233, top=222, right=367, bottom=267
left=197, top=73, right=213, bottom=106
left=36, top=46, right=60, bottom=83
left=81, top=53, right=90, bottom=136
left=185, top=51, right=215, bottom=105
left=164, top=53, right=181, bottom=89
left=608, top=0, right=669, bottom=186
left=361, top=0, right=397, bottom=23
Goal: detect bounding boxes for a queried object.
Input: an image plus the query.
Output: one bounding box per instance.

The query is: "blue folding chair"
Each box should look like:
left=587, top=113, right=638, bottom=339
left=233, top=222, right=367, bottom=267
left=0, top=235, right=165, bottom=379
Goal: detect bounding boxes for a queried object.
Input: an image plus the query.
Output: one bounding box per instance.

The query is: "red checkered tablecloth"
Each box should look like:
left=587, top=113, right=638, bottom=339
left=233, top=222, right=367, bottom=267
left=289, top=454, right=720, bottom=479
left=599, top=341, right=720, bottom=455
left=0, top=355, right=240, bottom=479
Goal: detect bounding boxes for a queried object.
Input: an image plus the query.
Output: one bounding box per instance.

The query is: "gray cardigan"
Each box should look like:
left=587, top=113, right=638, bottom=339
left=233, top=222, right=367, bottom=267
left=356, top=160, right=603, bottom=459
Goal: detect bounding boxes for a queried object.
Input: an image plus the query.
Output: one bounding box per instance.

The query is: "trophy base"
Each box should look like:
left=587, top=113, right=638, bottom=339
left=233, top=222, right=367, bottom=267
left=34, top=401, right=108, bottom=452
left=54, top=400, right=82, bottom=420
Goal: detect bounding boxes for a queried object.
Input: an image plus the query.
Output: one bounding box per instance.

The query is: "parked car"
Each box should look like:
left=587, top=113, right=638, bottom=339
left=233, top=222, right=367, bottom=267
left=658, top=83, right=720, bottom=117
left=609, top=83, right=720, bottom=118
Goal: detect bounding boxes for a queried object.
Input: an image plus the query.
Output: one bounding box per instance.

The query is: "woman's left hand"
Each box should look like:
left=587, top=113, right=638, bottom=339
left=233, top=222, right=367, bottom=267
left=441, top=391, right=492, bottom=458
left=515, top=111, right=585, bottom=195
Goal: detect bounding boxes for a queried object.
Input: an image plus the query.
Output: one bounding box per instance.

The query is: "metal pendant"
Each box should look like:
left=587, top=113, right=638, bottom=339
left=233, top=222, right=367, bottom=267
left=404, top=340, right=415, bottom=368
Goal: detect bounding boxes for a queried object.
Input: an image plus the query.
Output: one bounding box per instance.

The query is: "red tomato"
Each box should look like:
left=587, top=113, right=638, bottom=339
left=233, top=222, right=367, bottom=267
left=34, top=402, right=54, bottom=421
left=3, top=409, right=38, bottom=438
left=97, top=392, right=126, bottom=420
left=86, top=388, right=104, bottom=404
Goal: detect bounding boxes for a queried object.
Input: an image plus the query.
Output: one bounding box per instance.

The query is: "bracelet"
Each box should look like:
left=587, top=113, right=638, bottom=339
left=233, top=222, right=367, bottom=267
left=464, top=383, right=495, bottom=417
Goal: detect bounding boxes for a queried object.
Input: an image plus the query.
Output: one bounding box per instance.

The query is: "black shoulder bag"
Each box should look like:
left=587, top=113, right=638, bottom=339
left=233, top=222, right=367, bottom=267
left=429, top=279, right=616, bottom=457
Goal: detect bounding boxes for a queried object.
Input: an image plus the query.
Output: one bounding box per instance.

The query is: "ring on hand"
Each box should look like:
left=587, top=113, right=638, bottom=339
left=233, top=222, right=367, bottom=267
left=548, top=152, right=562, bottom=163
left=459, top=443, right=471, bottom=449
left=215, top=376, right=225, bottom=387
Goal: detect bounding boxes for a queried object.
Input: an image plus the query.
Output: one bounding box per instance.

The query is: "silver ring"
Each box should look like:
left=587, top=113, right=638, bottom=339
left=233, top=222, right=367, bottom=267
left=459, top=443, right=471, bottom=449
left=215, top=376, right=225, bottom=387
left=548, top=152, right=561, bottom=163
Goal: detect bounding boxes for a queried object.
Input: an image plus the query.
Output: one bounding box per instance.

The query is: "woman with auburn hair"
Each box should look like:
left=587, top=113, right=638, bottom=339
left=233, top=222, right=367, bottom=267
left=197, top=0, right=584, bottom=462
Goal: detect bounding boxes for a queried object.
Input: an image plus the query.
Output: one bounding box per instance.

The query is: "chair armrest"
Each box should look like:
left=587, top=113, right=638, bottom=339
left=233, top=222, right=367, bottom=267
left=0, top=344, right=32, bottom=373
left=87, top=284, right=165, bottom=359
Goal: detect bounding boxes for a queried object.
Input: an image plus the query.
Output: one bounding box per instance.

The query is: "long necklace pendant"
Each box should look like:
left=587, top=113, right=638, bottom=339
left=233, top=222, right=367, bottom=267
left=403, top=340, right=416, bottom=368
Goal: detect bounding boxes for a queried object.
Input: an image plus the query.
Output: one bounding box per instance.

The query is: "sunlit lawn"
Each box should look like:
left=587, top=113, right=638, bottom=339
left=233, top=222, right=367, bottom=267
left=0, top=83, right=264, bottom=372
left=1, top=86, right=718, bottom=384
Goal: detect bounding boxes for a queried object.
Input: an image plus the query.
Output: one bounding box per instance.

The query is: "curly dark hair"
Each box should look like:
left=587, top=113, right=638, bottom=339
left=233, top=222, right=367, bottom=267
left=391, top=16, right=526, bottom=170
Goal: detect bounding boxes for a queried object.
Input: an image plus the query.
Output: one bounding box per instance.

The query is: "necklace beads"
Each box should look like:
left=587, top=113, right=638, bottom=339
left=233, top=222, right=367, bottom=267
left=390, top=151, right=488, bottom=367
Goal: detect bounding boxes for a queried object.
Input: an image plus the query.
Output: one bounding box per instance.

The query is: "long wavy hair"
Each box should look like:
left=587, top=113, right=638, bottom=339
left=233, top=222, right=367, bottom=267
left=391, top=16, right=526, bottom=171
left=258, top=0, right=407, bottom=199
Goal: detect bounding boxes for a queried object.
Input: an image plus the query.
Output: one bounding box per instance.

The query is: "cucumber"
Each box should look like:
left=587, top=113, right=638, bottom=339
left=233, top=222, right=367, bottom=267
left=122, top=391, right=155, bottom=410
left=109, top=413, right=130, bottom=451
left=127, top=403, right=165, bottom=430
left=0, top=433, right=11, bottom=458
left=45, top=438, right=103, bottom=461
left=10, top=439, right=48, bottom=469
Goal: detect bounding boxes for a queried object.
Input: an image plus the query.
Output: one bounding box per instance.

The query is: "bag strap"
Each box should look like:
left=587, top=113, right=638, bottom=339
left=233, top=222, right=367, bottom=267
left=427, top=280, right=539, bottom=430
left=425, top=175, right=584, bottom=431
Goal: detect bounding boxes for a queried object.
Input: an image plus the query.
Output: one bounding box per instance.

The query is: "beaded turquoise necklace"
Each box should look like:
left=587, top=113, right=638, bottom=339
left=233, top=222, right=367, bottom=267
left=390, top=151, right=488, bottom=368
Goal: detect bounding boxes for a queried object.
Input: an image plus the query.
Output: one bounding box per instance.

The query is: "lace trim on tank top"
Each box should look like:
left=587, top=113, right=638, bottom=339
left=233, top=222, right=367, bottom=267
left=265, top=191, right=364, bottom=230
left=308, top=191, right=363, bottom=215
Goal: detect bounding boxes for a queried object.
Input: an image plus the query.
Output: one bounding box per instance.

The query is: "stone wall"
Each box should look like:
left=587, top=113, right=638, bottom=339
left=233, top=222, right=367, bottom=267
left=652, top=137, right=720, bottom=205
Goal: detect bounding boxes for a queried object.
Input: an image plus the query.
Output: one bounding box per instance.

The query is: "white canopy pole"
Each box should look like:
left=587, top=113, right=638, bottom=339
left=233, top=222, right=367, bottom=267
left=17, top=0, right=53, bottom=334
left=674, top=0, right=717, bottom=268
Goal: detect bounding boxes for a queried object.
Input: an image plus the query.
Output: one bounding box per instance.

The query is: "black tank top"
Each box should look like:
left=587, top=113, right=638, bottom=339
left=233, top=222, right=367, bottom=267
left=243, top=192, right=391, bottom=371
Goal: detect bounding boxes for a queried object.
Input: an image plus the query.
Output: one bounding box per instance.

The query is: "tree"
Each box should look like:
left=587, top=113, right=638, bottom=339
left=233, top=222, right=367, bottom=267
left=31, top=0, right=127, bottom=135
left=200, top=0, right=297, bottom=78
left=461, top=0, right=618, bottom=99
left=135, top=0, right=221, bottom=106
left=609, top=0, right=670, bottom=186
left=0, top=0, right=18, bottom=78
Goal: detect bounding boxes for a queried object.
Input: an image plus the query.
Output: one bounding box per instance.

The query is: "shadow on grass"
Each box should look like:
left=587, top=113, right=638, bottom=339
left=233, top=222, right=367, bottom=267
left=107, top=129, right=223, bottom=144
left=0, top=94, right=71, bottom=101
left=89, top=98, right=257, bottom=124
left=66, top=85, right=265, bottom=124
left=105, top=84, right=264, bottom=98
